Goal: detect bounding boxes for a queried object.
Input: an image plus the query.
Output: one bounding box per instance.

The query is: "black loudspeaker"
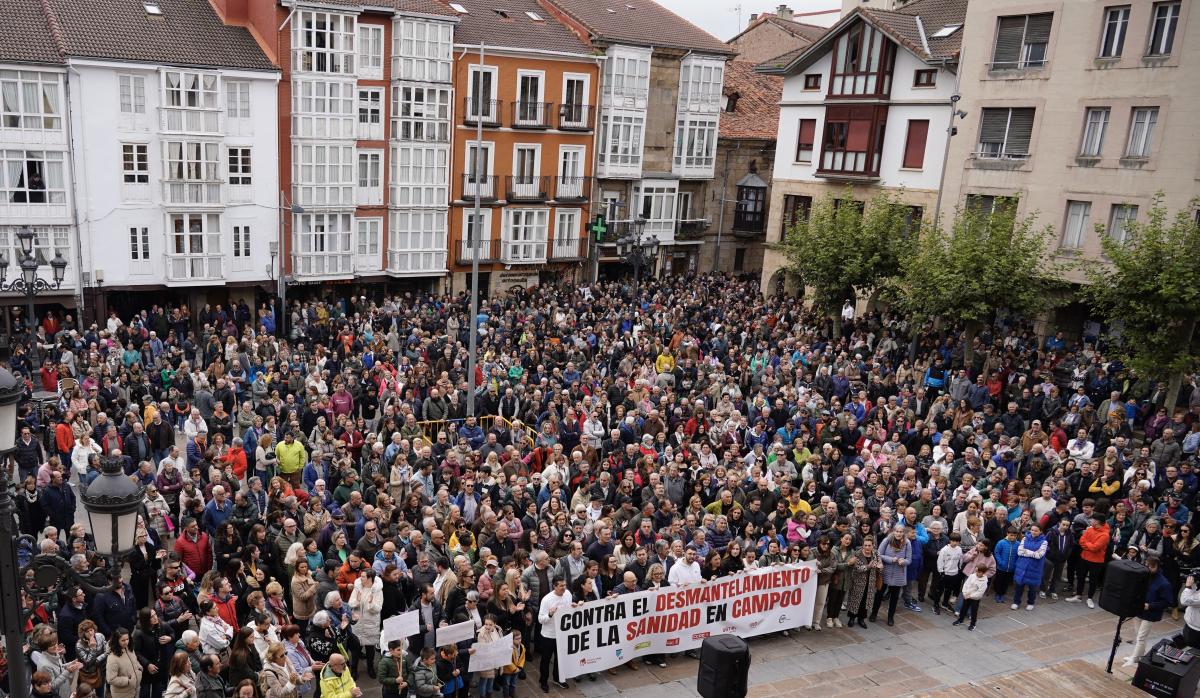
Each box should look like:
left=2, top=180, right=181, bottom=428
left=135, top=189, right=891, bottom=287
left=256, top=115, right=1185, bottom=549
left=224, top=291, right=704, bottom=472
left=697, top=634, right=750, bottom=698
left=1132, top=639, right=1200, bottom=697
left=1099, top=558, right=1150, bottom=617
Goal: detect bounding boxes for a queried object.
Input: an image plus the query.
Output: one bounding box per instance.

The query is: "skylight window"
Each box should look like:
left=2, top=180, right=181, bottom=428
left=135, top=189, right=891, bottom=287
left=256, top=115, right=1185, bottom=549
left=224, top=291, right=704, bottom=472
left=449, top=2, right=468, bottom=12
left=525, top=10, right=543, bottom=20
left=493, top=8, right=508, bottom=18
left=143, top=1, right=162, bottom=15
left=930, top=24, right=962, bottom=38
left=606, top=8, right=616, bottom=13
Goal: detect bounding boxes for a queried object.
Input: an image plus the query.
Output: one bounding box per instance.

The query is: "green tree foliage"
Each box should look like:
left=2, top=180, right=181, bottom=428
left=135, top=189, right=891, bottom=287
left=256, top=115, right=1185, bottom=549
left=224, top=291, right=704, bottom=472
left=772, top=188, right=909, bottom=336
left=1086, top=195, right=1200, bottom=412
left=893, top=198, right=1066, bottom=362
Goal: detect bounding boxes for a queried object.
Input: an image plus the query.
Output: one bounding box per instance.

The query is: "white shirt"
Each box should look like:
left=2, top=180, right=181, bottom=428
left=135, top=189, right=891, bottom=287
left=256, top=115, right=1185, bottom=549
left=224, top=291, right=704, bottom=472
left=1181, top=586, right=1200, bottom=633
left=538, top=590, right=573, bottom=639
left=668, top=559, right=703, bottom=586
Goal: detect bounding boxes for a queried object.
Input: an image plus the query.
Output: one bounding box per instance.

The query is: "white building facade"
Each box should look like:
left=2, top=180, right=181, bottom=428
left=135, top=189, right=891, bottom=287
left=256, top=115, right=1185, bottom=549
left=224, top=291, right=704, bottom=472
left=71, top=61, right=280, bottom=300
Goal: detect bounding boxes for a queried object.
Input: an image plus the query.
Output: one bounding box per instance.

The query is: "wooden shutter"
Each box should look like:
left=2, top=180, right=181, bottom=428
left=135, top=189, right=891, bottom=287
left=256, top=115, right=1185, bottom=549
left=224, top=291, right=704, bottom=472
left=847, top=119, right=870, bottom=151
left=992, top=16, right=1025, bottom=65
left=903, top=120, right=929, bottom=169
left=979, top=108, right=1009, bottom=144
left=798, top=119, right=815, bottom=147
left=1005, top=108, right=1035, bottom=155
left=1025, top=13, right=1053, bottom=44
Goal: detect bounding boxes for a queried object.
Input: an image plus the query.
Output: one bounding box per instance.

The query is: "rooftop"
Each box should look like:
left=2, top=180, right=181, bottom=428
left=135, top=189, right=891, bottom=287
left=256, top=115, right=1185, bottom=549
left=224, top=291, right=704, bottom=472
left=544, top=0, right=733, bottom=55
left=720, top=61, right=782, bottom=141
left=441, top=0, right=590, bottom=54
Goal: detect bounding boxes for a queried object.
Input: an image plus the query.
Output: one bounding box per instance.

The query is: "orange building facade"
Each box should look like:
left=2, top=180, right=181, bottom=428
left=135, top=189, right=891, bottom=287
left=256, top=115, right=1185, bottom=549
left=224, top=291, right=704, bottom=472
left=445, top=3, right=599, bottom=295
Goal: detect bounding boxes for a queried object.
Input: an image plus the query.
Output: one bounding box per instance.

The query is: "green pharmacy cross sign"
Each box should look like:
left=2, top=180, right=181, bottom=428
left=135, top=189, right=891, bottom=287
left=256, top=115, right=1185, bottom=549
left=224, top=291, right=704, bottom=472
left=590, top=214, right=607, bottom=243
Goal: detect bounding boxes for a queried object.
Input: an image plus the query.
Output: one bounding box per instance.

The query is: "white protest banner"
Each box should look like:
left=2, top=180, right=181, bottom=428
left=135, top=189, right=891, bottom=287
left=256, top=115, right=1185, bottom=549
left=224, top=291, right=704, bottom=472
left=381, top=611, right=419, bottom=645
left=436, top=619, right=476, bottom=646
left=555, top=562, right=815, bottom=680
left=467, top=634, right=513, bottom=673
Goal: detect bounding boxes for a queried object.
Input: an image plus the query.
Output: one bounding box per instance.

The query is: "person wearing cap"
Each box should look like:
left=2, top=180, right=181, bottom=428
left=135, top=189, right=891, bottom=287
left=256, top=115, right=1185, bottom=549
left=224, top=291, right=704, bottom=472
left=1156, top=492, right=1191, bottom=527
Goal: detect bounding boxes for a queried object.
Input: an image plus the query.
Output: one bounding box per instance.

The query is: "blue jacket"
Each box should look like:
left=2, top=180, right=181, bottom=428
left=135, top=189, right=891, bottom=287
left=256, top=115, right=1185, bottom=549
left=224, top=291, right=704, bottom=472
left=41, top=483, right=76, bottom=529
left=458, top=424, right=484, bottom=449
left=1013, top=533, right=1047, bottom=586
left=994, top=537, right=1020, bottom=573
left=1141, top=571, right=1174, bottom=622
left=93, top=584, right=137, bottom=636
left=203, top=498, right=233, bottom=536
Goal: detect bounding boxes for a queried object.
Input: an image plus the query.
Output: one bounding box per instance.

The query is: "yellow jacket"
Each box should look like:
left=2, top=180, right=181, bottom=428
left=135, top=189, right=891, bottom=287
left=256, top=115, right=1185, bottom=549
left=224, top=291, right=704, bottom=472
left=655, top=353, right=675, bottom=373
left=319, top=666, right=356, bottom=698
left=275, top=440, right=308, bottom=474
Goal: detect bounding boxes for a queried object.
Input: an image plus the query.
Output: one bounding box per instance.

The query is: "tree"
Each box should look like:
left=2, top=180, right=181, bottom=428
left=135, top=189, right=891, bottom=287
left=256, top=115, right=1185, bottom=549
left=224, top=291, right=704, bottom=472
left=893, top=198, right=1066, bottom=366
left=1086, top=195, right=1200, bottom=413
left=772, top=188, right=909, bottom=337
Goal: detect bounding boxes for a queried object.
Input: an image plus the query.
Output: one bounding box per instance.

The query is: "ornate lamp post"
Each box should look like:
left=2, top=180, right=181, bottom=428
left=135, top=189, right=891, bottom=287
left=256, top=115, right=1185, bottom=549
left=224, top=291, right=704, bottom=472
left=0, top=226, right=68, bottom=367
left=0, top=366, right=142, bottom=698
left=614, top=217, right=659, bottom=293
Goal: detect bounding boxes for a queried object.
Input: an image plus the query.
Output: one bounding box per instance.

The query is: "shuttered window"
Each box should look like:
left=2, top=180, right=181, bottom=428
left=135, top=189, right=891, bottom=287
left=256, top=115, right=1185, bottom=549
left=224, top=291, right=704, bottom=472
left=902, top=120, right=929, bottom=169
left=796, top=119, right=816, bottom=162
left=992, top=13, right=1053, bottom=68
left=977, top=107, right=1035, bottom=159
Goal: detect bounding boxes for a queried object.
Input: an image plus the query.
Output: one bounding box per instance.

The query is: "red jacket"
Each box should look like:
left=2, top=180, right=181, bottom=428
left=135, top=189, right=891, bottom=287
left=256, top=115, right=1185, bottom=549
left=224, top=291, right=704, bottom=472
left=1079, top=525, right=1111, bottom=564
left=221, top=447, right=248, bottom=480
left=175, top=530, right=213, bottom=577
left=212, top=594, right=240, bottom=630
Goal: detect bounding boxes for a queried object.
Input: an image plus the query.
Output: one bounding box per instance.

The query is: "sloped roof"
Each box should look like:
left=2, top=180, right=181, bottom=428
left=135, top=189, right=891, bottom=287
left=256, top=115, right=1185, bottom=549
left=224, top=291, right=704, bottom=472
left=302, top=0, right=458, bottom=16
left=443, top=0, right=590, bottom=54
left=758, top=0, right=966, bottom=75
left=767, top=16, right=828, bottom=44
left=0, top=0, right=65, bottom=65
left=1, top=0, right=277, bottom=71
left=720, top=60, right=781, bottom=141
left=544, top=0, right=733, bottom=55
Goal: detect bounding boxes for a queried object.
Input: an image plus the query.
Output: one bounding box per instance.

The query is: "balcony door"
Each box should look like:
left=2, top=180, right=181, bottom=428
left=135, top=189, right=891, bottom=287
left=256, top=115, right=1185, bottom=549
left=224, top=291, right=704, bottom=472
left=517, top=72, right=543, bottom=124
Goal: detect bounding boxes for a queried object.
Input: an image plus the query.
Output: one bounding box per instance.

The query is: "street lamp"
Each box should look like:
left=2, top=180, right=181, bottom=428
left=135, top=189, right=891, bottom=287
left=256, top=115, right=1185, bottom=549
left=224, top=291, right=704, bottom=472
left=278, top=195, right=305, bottom=339
left=615, top=217, right=659, bottom=292
left=0, top=226, right=69, bottom=368
left=0, top=365, right=142, bottom=698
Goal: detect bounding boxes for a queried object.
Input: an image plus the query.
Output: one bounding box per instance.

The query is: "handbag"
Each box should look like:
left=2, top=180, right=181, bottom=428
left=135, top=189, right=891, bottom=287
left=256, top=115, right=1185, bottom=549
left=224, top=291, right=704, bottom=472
left=873, top=571, right=883, bottom=591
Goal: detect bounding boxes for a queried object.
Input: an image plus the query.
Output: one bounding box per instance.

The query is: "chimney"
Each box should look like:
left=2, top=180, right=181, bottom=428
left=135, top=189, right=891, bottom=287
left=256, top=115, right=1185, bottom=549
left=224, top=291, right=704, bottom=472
left=776, top=4, right=793, bottom=21
left=749, top=13, right=758, bottom=22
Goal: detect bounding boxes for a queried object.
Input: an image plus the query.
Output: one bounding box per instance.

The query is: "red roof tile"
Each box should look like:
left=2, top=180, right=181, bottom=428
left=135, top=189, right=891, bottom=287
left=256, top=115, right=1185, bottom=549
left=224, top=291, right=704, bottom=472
left=720, top=60, right=781, bottom=141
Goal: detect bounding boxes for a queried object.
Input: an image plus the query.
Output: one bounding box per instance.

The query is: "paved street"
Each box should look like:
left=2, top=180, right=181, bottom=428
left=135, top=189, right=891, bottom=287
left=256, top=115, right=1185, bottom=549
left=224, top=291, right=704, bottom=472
left=351, top=598, right=1182, bottom=698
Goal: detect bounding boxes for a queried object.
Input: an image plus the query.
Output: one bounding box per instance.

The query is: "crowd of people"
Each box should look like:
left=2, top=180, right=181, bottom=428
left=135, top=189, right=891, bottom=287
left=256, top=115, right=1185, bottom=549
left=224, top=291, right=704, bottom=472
left=4, top=272, right=1200, bottom=698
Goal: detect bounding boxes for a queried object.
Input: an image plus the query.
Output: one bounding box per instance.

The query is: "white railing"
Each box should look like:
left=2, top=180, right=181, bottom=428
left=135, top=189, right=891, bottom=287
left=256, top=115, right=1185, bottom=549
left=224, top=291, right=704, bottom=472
left=459, top=238, right=493, bottom=261
left=165, top=253, right=223, bottom=281
left=162, top=180, right=223, bottom=206
left=293, top=252, right=353, bottom=277
left=159, top=108, right=220, bottom=133
left=550, top=236, right=581, bottom=259
left=502, top=240, right=546, bottom=264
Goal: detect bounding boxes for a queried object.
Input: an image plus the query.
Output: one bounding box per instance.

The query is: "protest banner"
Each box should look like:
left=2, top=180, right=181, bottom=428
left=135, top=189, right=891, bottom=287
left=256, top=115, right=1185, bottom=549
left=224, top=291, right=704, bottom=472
left=467, top=634, right=514, bottom=672
left=381, top=610, right=419, bottom=646
left=436, top=619, right=476, bottom=646
left=555, top=562, right=815, bottom=679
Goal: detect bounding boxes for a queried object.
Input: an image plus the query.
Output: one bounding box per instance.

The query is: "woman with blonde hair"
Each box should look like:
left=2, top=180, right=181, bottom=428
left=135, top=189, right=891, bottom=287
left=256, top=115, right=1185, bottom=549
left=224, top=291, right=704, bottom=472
left=162, top=652, right=197, bottom=698
left=259, top=643, right=302, bottom=698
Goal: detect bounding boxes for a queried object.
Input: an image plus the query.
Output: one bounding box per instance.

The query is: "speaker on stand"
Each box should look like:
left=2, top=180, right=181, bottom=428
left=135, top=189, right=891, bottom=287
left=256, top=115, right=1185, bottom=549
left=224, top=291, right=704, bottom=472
left=1099, top=558, right=1151, bottom=674
left=696, top=634, right=750, bottom=698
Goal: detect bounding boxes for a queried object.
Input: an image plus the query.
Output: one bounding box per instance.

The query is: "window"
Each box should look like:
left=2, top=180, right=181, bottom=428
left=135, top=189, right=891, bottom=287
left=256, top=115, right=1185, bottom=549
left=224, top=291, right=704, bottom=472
left=295, top=212, right=353, bottom=276
left=0, top=226, right=70, bottom=266
left=553, top=209, right=580, bottom=258
left=466, top=66, right=497, bottom=121
left=913, top=69, right=937, bottom=87
left=0, top=71, right=62, bottom=130
left=388, top=209, right=446, bottom=273
left=356, top=218, right=381, bottom=259
left=795, top=119, right=815, bottom=163
left=504, top=209, right=549, bottom=262
left=357, top=150, right=383, bottom=205
left=122, top=144, right=149, bottom=183
left=358, top=24, right=384, bottom=79
left=357, top=88, right=383, bottom=140
left=118, top=74, right=146, bottom=114
left=829, top=23, right=896, bottom=96
left=598, top=113, right=644, bottom=170
left=803, top=74, right=822, bottom=90
left=169, top=213, right=221, bottom=256
left=1062, top=200, right=1091, bottom=249
left=515, top=72, right=545, bottom=125
left=604, top=49, right=650, bottom=103
left=902, top=119, right=928, bottom=169
left=734, top=248, right=746, bottom=272
left=293, top=143, right=355, bottom=207
left=225, top=81, right=250, bottom=118
left=163, top=71, right=218, bottom=109
left=678, top=58, right=723, bottom=109
left=129, top=226, right=150, bottom=261
left=461, top=209, right=492, bottom=259
left=295, top=10, right=355, bottom=75
left=673, top=118, right=718, bottom=172
left=394, top=19, right=453, bottom=83
left=392, top=85, right=450, bottom=141
left=780, top=195, right=811, bottom=239
left=966, top=194, right=1016, bottom=218
left=227, top=147, right=251, bottom=186
left=561, top=75, right=589, bottom=126
left=1079, top=108, right=1109, bottom=157
left=1147, top=2, right=1181, bottom=56
left=1125, top=107, right=1158, bottom=157
left=1099, top=6, right=1129, bottom=58
left=233, top=225, right=251, bottom=258
left=389, top=144, right=448, bottom=206
left=1, top=150, right=66, bottom=203
left=1108, top=204, right=1137, bottom=242
left=465, top=142, right=493, bottom=182
left=991, top=13, right=1053, bottom=69
left=163, top=141, right=218, bottom=180
left=293, top=79, right=355, bottom=139
left=977, top=107, right=1035, bottom=159
left=677, top=191, right=693, bottom=221
left=733, top=185, right=765, bottom=232
left=902, top=206, right=924, bottom=236
left=819, top=104, right=888, bottom=176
